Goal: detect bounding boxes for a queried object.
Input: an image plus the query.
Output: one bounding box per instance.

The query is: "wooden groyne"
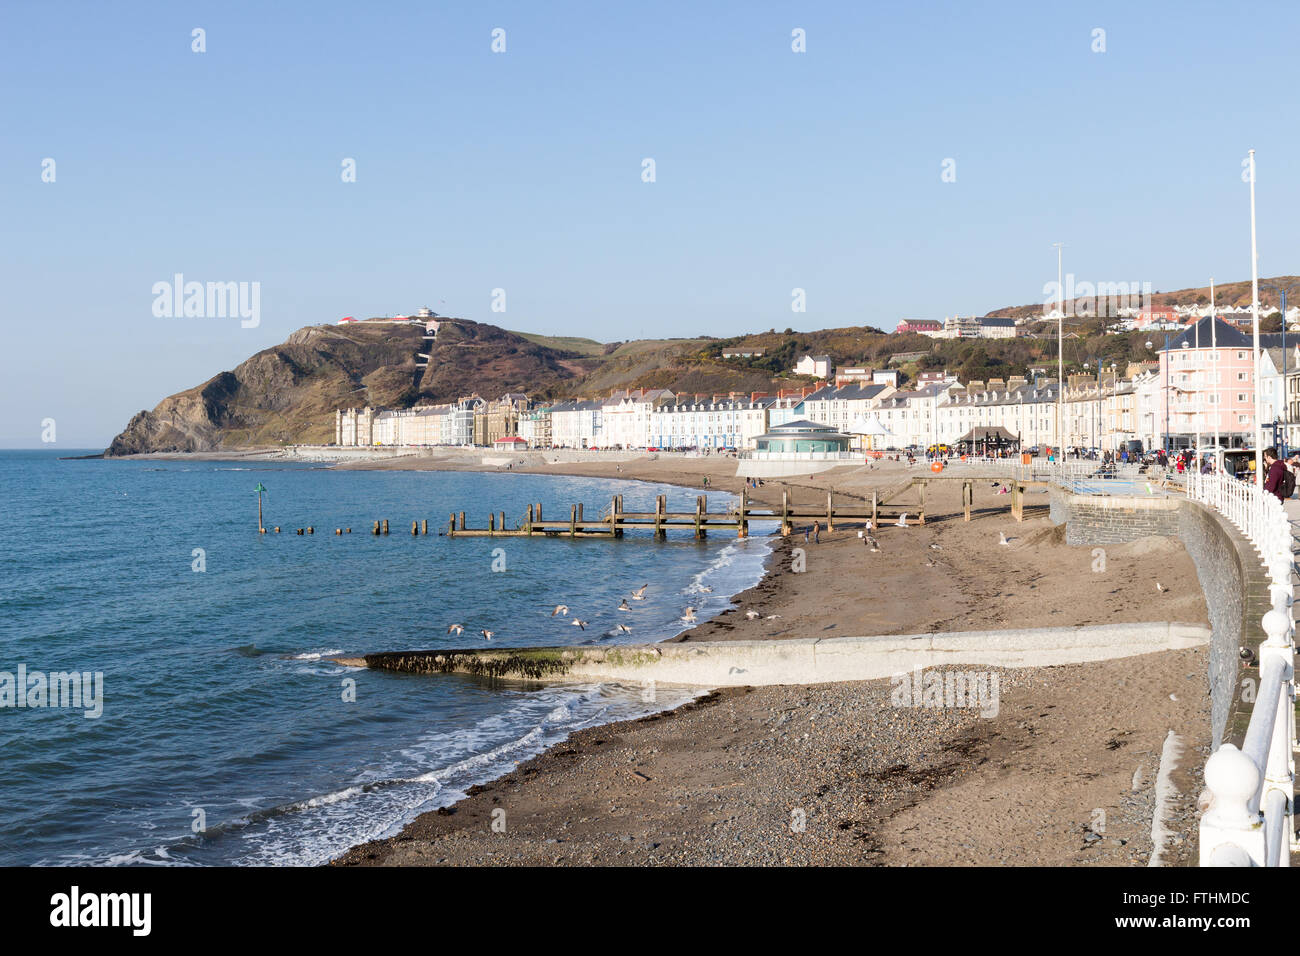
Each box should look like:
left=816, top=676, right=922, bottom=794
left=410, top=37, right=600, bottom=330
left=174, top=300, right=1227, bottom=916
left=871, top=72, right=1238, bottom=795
left=260, top=474, right=1047, bottom=539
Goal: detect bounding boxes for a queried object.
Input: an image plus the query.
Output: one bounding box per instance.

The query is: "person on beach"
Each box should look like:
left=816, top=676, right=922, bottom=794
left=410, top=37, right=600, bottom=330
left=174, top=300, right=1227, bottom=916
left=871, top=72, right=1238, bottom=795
left=812, top=520, right=821, bottom=544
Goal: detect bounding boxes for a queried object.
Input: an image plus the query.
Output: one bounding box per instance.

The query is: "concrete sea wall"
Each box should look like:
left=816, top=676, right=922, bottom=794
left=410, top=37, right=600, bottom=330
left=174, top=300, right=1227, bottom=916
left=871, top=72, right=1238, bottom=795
left=344, top=622, right=1209, bottom=687
left=1050, top=489, right=1270, bottom=748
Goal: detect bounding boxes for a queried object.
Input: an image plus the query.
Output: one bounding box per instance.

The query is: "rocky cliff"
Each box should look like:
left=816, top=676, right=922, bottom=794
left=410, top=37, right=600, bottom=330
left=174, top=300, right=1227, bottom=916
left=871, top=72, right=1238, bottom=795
left=106, top=319, right=585, bottom=454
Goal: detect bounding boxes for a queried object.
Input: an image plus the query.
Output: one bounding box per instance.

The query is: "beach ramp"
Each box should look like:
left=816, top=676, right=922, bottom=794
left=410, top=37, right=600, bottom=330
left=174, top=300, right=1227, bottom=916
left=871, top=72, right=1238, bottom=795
left=338, top=622, right=1209, bottom=687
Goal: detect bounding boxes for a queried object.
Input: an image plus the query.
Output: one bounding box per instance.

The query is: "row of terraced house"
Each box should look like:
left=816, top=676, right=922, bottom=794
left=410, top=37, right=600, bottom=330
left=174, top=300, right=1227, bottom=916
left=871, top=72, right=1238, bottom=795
left=333, top=319, right=1300, bottom=453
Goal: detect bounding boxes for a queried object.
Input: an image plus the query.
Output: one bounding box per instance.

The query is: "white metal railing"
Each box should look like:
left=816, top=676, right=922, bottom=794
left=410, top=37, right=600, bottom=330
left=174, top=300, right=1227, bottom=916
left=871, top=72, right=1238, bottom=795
left=1188, top=470, right=1296, bottom=866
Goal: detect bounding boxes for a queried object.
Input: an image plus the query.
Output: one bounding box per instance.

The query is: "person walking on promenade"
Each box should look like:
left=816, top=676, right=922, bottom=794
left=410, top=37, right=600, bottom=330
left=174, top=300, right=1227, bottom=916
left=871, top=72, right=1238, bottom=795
left=1263, top=447, right=1291, bottom=503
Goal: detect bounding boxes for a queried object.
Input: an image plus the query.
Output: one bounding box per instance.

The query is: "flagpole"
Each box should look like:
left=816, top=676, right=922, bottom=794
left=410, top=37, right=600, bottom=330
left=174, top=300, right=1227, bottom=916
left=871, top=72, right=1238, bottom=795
left=1211, top=278, right=1219, bottom=459
left=1249, top=150, right=1263, bottom=487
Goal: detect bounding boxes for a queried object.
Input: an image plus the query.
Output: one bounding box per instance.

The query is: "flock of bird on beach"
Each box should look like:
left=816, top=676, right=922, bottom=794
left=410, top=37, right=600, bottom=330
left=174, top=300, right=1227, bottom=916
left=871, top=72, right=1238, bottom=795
left=444, top=582, right=713, bottom=642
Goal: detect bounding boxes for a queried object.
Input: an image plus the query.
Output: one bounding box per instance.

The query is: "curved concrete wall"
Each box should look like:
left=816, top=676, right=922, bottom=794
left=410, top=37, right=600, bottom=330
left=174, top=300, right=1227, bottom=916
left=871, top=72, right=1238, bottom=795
left=1050, top=489, right=1270, bottom=749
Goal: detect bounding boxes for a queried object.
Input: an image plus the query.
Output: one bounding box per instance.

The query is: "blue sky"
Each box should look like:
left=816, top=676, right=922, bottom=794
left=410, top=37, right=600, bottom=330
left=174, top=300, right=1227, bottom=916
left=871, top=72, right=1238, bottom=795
left=2, top=0, right=1298, bottom=447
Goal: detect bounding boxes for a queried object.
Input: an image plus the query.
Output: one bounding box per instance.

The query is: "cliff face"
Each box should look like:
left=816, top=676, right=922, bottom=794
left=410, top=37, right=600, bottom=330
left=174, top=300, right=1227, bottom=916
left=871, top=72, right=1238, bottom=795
left=106, top=319, right=585, bottom=454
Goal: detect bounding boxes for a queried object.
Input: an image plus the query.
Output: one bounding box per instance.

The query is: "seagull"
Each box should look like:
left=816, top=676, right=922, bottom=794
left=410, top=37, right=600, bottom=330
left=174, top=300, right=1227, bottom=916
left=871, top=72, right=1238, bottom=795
left=551, top=604, right=569, bottom=617
left=446, top=624, right=464, bottom=635
left=896, top=513, right=908, bottom=527
left=699, top=585, right=713, bottom=593
left=924, top=559, right=936, bottom=567
left=616, top=623, right=632, bottom=634
left=929, top=543, right=941, bottom=551
left=571, top=619, right=588, bottom=630
left=765, top=614, right=781, bottom=620
left=866, top=535, right=881, bottom=553
left=682, top=607, right=697, bottom=623
left=631, top=584, right=649, bottom=600
left=745, top=609, right=760, bottom=620
left=998, top=532, right=1010, bottom=546
left=1156, top=582, right=1167, bottom=593
left=480, top=629, right=494, bottom=640
left=857, top=530, right=864, bottom=539
left=617, top=599, right=631, bottom=611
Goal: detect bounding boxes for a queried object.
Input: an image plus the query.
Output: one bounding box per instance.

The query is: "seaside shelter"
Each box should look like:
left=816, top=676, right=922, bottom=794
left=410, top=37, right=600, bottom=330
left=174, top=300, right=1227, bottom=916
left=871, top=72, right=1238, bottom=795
left=849, top=415, right=893, bottom=451
left=954, top=425, right=1020, bottom=456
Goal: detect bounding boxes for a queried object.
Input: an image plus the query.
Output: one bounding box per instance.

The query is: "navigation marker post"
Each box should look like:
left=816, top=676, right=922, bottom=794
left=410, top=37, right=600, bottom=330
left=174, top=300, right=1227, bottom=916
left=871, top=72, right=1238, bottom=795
left=255, top=482, right=267, bottom=533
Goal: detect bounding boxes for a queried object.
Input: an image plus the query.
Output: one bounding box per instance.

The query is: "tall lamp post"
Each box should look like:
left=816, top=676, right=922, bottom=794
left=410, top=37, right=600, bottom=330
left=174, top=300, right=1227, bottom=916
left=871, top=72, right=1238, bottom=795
left=1147, top=334, right=1175, bottom=454
left=1260, top=279, right=1297, bottom=457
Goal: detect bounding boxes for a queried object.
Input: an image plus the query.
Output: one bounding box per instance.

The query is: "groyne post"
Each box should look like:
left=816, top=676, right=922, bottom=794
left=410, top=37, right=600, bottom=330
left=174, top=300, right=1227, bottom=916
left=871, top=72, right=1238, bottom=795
left=738, top=487, right=748, bottom=539
left=569, top=505, right=577, bottom=537
left=963, top=481, right=972, bottom=522
left=781, top=489, right=791, bottom=536
left=826, top=491, right=833, bottom=532
left=382, top=519, right=389, bottom=535
left=609, top=497, right=617, bottom=536
left=614, top=495, right=624, bottom=538
left=527, top=504, right=535, bottom=534
left=654, top=495, right=666, bottom=539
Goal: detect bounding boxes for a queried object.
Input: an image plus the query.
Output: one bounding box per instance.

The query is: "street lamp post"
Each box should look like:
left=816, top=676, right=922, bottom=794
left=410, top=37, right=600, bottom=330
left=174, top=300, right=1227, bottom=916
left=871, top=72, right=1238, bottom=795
left=1147, top=334, right=1174, bottom=455
left=1261, top=279, right=1297, bottom=457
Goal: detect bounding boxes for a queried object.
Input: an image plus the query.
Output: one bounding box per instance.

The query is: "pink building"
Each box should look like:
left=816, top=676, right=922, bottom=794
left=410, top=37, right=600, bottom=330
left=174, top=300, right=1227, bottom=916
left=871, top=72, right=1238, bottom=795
left=1147, top=317, right=1284, bottom=450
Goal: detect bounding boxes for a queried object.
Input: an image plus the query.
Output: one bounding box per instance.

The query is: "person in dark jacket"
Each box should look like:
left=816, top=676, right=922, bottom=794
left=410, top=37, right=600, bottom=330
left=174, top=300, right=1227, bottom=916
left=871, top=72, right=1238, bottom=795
left=1263, top=447, right=1288, bottom=502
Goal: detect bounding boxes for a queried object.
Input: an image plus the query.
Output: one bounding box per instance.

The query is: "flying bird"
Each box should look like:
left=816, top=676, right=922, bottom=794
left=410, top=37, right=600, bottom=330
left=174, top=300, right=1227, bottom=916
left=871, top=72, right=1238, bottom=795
left=682, top=607, right=697, bottom=623
left=617, top=599, right=631, bottom=611
left=998, top=532, right=1010, bottom=546
left=745, top=609, right=760, bottom=620
left=616, top=623, right=632, bottom=634
left=631, top=584, right=649, bottom=600
left=480, top=629, right=494, bottom=640
left=896, top=513, right=908, bottom=527
left=446, top=624, right=464, bottom=635
left=571, top=619, right=589, bottom=630
left=551, top=604, right=569, bottom=617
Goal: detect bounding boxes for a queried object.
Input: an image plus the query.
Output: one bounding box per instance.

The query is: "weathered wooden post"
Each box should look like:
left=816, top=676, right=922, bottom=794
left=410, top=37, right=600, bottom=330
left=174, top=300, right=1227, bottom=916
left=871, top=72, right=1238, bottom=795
left=336, top=528, right=342, bottom=535
left=307, top=526, right=314, bottom=534
left=526, top=504, right=535, bottom=535
left=412, top=521, right=418, bottom=535
left=577, top=502, right=584, bottom=529
left=655, top=495, right=666, bottom=539
left=871, top=491, right=878, bottom=528
left=694, top=495, right=704, bottom=539
left=489, top=512, right=496, bottom=532
left=421, top=519, right=428, bottom=535
left=569, top=505, right=577, bottom=537
left=458, top=511, right=466, bottom=531
left=963, top=481, right=972, bottom=522
left=373, top=520, right=381, bottom=535
left=918, top=481, right=926, bottom=525
left=499, top=510, right=505, bottom=531
left=382, top=519, right=389, bottom=535
left=609, top=496, right=617, bottom=536
left=614, top=495, right=624, bottom=538
left=826, top=490, right=834, bottom=532
left=448, top=513, right=455, bottom=535
left=738, top=487, right=748, bottom=538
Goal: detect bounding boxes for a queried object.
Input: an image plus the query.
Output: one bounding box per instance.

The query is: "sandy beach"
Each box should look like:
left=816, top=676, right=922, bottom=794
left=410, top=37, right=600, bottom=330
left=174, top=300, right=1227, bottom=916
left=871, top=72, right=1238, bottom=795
left=310, top=450, right=1211, bottom=867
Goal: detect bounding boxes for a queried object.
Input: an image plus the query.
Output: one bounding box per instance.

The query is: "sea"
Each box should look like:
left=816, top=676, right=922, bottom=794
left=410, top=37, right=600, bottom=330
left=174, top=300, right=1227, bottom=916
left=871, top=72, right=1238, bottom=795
left=0, top=450, right=773, bottom=866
